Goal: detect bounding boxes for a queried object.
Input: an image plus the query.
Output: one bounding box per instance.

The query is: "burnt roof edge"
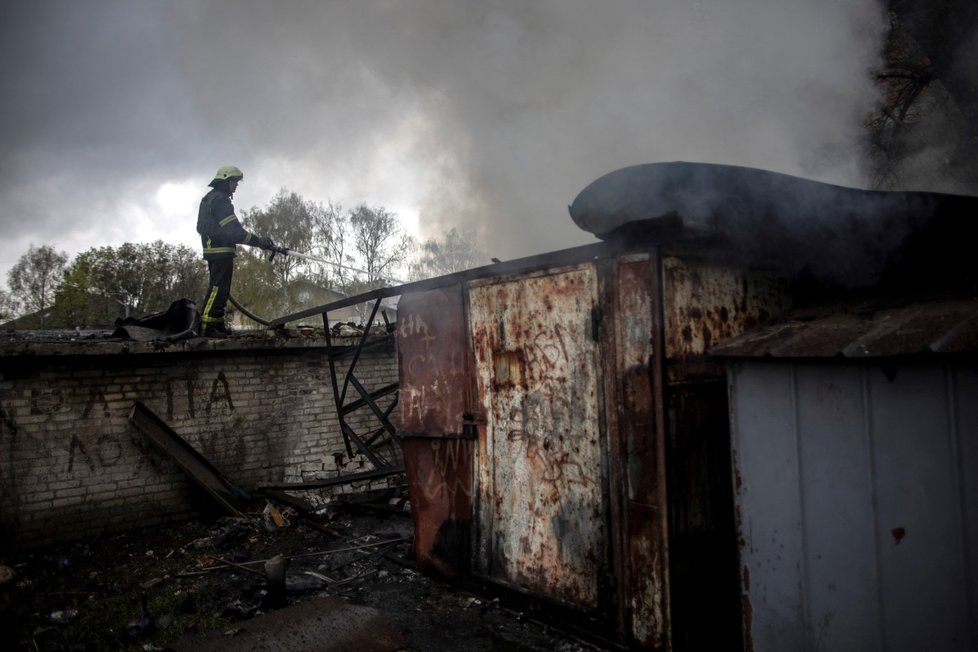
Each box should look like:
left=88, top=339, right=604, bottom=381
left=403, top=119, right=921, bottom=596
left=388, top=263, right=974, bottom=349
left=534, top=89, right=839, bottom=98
left=709, top=297, right=978, bottom=358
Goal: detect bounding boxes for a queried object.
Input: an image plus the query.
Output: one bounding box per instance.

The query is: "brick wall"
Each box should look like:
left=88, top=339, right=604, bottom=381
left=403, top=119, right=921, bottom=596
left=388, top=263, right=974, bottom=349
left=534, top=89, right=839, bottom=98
left=0, top=335, right=399, bottom=551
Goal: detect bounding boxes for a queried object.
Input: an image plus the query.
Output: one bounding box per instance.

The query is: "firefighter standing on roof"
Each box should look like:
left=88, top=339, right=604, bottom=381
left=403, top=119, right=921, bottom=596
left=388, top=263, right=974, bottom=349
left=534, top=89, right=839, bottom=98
left=196, top=165, right=276, bottom=338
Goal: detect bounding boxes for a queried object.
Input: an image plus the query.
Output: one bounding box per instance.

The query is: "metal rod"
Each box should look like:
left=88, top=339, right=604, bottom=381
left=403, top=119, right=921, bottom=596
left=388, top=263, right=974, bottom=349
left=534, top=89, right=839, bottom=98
left=180, top=539, right=409, bottom=577
left=339, top=422, right=386, bottom=468
left=339, top=297, right=383, bottom=406
left=348, top=375, right=397, bottom=437
left=268, top=240, right=618, bottom=328
left=257, top=465, right=404, bottom=490
left=205, top=555, right=267, bottom=577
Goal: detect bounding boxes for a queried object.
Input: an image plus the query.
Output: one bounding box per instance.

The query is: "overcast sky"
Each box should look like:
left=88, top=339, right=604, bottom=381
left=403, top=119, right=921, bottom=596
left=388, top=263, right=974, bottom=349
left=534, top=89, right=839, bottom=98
left=0, top=0, right=888, bottom=286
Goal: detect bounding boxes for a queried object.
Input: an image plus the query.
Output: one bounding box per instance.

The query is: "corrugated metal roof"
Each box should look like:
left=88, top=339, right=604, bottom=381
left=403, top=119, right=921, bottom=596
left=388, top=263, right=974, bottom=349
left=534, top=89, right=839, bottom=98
left=709, top=297, right=978, bottom=357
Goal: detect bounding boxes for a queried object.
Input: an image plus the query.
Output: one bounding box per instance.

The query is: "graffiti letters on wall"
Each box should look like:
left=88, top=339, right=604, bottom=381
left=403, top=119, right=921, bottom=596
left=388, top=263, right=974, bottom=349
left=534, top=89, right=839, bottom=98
left=398, top=306, right=468, bottom=435
left=0, top=370, right=238, bottom=492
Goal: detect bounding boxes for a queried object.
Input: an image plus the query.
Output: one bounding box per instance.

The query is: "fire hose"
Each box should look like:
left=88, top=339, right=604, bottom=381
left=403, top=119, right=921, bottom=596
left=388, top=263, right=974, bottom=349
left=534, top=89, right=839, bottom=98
left=228, top=246, right=402, bottom=327
left=228, top=294, right=270, bottom=326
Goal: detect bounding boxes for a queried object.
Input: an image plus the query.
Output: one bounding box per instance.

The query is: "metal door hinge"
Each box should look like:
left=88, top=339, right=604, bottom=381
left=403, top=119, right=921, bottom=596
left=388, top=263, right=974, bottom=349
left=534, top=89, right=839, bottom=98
left=591, top=305, right=603, bottom=341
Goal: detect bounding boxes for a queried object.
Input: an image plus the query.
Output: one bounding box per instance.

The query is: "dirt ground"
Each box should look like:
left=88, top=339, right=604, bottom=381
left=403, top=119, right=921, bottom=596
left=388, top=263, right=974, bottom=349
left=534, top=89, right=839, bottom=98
left=1, top=491, right=607, bottom=651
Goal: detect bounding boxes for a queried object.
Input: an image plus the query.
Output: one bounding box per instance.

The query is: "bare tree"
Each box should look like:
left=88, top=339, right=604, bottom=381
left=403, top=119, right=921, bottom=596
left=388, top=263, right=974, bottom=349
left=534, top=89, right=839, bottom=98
left=7, top=244, right=68, bottom=326
left=0, top=288, right=17, bottom=323
left=409, top=227, right=485, bottom=280
left=348, top=203, right=413, bottom=287
left=312, top=200, right=354, bottom=288
left=866, top=2, right=978, bottom=190
left=888, top=0, right=978, bottom=141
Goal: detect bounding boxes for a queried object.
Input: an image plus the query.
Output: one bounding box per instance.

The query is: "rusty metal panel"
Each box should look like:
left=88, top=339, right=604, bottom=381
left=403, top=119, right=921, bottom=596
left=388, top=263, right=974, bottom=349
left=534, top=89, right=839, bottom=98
left=612, top=254, right=670, bottom=647
left=710, top=297, right=978, bottom=358
left=400, top=437, right=473, bottom=580
left=396, top=286, right=474, bottom=579
left=397, top=287, right=469, bottom=436
left=662, top=256, right=791, bottom=359
left=468, top=264, right=606, bottom=609
left=660, top=257, right=750, bottom=649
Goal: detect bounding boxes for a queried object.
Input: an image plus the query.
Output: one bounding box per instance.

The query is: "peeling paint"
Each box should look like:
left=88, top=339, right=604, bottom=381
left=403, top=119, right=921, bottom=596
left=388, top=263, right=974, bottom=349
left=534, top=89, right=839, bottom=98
left=470, top=266, right=605, bottom=608
left=663, top=256, right=791, bottom=358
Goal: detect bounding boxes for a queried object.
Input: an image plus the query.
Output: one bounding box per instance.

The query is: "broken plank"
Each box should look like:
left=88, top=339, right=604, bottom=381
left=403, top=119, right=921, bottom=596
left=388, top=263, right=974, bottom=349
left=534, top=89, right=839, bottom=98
left=129, top=401, right=252, bottom=517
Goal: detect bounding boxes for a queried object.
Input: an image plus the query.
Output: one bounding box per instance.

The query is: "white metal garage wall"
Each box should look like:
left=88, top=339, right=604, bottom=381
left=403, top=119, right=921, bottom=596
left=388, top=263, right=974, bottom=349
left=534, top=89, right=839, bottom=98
left=728, top=361, right=978, bottom=652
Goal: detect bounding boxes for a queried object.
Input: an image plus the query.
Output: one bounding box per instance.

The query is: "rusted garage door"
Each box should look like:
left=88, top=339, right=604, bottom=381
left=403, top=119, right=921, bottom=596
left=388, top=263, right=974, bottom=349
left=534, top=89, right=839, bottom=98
left=468, top=264, right=606, bottom=609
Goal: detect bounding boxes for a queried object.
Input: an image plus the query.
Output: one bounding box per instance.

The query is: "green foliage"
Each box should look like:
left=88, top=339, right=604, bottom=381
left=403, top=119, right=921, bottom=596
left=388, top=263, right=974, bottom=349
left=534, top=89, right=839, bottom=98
left=52, top=242, right=206, bottom=328
left=32, top=581, right=233, bottom=651
left=230, top=247, right=284, bottom=322
left=234, top=189, right=343, bottom=322
left=234, top=197, right=416, bottom=320
left=0, top=288, right=18, bottom=322
left=241, top=189, right=319, bottom=288
left=4, top=189, right=485, bottom=329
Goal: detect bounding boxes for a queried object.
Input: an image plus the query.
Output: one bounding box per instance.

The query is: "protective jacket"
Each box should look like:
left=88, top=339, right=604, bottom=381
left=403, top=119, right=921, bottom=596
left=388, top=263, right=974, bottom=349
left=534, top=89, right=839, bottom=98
left=196, top=188, right=257, bottom=260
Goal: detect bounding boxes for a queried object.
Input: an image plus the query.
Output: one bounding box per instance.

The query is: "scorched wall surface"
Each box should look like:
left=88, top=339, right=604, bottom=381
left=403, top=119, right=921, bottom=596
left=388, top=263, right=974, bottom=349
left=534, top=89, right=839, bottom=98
left=0, top=336, right=398, bottom=550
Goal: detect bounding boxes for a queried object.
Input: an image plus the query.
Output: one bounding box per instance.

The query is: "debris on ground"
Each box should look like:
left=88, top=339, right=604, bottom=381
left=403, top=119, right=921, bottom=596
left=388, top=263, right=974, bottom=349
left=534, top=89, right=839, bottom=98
left=172, top=595, right=407, bottom=652
left=1, top=491, right=603, bottom=651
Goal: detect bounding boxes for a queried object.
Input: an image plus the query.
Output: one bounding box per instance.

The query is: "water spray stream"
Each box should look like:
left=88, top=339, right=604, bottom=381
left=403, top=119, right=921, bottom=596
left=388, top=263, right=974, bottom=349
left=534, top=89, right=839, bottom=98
left=271, top=247, right=405, bottom=285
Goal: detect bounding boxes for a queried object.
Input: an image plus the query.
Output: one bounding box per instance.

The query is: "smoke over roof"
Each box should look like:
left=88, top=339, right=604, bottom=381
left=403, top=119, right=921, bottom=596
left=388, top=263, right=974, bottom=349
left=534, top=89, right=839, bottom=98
left=1, top=1, right=890, bottom=283
left=570, top=161, right=978, bottom=291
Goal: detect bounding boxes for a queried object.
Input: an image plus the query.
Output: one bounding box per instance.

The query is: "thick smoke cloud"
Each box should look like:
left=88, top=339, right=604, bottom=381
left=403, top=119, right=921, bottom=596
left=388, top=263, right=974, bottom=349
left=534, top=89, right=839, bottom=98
left=0, top=0, right=887, bottom=284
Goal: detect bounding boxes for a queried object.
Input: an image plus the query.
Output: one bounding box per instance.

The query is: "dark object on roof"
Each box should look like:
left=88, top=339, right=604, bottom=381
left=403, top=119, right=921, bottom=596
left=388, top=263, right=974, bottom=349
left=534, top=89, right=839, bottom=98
left=129, top=401, right=252, bottom=516
left=568, top=162, right=978, bottom=291
left=709, top=296, right=978, bottom=358
left=112, top=298, right=199, bottom=341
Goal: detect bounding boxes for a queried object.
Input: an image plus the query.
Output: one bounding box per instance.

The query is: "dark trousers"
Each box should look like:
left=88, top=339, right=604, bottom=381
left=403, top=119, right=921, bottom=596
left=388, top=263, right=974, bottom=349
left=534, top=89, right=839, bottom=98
left=201, top=257, right=234, bottom=325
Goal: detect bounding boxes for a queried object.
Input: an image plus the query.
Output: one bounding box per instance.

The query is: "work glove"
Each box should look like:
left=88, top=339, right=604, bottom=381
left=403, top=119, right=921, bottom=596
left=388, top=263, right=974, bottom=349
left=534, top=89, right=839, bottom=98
left=254, top=236, right=276, bottom=250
